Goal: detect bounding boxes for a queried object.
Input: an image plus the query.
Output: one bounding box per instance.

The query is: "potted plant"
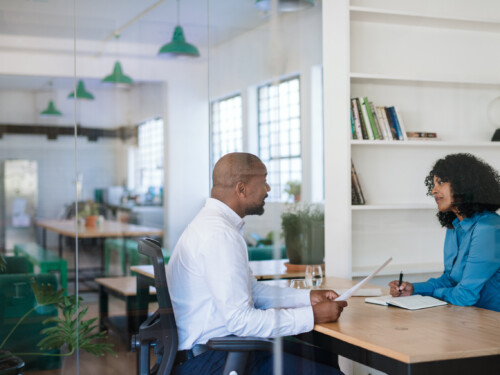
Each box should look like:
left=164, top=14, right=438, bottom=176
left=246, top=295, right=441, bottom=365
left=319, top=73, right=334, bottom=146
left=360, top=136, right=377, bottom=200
left=78, top=200, right=102, bottom=227
left=0, top=273, right=115, bottom=374
left=281, top=204, right=324, bottom=265
left=284, top=180, right=301, bottom=202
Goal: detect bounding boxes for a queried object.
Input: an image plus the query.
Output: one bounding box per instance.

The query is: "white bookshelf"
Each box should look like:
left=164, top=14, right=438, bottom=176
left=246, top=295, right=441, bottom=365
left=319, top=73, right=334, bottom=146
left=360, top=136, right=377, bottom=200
left=323, top=0, right=500, bottom=281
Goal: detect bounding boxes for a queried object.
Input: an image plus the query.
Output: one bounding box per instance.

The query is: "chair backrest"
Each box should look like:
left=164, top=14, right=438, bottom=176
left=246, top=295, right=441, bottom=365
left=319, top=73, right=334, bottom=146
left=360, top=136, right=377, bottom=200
left=0, top=256, right=32, bottom=274
left=135, top=238, right=178, bottom=375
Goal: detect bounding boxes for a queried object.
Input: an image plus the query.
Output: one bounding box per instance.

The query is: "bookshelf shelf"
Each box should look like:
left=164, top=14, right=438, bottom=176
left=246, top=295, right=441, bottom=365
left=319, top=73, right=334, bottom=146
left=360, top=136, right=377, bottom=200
left=352, top=262, right=443, bottom=278
left=350, top=6, right=500, bottom=34
left=350, top=72, right=500, bottom=88
left=351, top=204, right=435, bottom=211
left=350, top=140, right=500, bottom=147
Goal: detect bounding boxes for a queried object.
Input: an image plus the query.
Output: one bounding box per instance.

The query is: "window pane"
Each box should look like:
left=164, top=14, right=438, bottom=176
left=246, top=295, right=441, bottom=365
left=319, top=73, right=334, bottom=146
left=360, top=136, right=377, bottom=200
left=258, top=77, right=301, bottom=201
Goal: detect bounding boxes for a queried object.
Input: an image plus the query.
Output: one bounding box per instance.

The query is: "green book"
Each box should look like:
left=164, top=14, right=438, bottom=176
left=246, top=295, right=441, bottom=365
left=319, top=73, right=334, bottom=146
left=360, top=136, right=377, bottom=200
left=363, top=97, right=380, bottom=139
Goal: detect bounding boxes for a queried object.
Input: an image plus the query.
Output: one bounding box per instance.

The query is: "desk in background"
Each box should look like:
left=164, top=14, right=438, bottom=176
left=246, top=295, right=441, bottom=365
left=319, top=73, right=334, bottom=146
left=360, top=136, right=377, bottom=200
left=36, top=219, right=163, bottom=285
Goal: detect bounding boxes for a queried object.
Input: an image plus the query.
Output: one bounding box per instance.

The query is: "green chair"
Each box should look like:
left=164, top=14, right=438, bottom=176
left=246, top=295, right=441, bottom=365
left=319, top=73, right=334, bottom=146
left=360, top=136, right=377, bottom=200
left=0, top=256, right=31, bottom=274
left=0, top=273, right=61, bottom=371
left=13, top=243, right=68, bottom=294
left=104, top=238, right=170, bottom=276
left=247, top=245, right=287, bottom=261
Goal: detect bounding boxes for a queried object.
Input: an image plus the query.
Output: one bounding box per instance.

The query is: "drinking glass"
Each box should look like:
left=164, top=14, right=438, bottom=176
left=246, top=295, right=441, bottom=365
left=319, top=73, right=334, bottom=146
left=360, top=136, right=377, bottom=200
left=289, top=279, right=308, bottom=289
left=305, top=265, right=323, bottom=288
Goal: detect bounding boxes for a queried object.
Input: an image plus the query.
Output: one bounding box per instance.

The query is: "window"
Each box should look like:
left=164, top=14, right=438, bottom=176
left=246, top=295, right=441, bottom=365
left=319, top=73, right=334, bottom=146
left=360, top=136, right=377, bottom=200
left=136, top=118, right=164, bottom=193
left=258, top=76, right=301, bottom=201
left=211, top=94, right=243, bottom=168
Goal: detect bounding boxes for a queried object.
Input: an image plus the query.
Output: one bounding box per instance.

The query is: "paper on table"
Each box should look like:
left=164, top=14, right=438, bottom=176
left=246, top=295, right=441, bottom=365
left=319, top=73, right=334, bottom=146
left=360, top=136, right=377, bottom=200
left=335, top=257, right=392, bottom=301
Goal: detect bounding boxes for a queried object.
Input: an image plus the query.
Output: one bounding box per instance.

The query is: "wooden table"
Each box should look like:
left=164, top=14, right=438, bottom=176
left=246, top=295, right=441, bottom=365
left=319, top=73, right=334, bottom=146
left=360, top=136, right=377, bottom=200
left=303, top=277, right=500, bottom=375
left=131, top=258, right=304, bottom=282
left=36, top=219, right=163, bottom=286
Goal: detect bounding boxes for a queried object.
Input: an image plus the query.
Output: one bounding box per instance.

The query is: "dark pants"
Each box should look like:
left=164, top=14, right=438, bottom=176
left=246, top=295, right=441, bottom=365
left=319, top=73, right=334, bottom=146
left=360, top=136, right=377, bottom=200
left=173, top=337, right=343, bottom=375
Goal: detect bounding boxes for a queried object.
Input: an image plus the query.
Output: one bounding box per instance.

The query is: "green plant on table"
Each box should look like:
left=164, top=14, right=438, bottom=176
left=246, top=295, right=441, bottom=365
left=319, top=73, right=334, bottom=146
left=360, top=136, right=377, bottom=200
left=78, top=200, right=101, bottom=218
left=281, top=204, right=324, bottom=265
left=284, top=180, right=301, bottom=202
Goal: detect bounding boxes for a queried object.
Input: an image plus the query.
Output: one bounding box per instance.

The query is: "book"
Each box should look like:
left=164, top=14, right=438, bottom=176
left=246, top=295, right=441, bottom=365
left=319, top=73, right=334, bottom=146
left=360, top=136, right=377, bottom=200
left=406, top=132, right=437, bottom=138
left=386, top=106, right=403, bottom=140
left=358, top=98, right=374, bottom=140
left=377, top=106, right=393, bottom=140
left=365, top=295, right=448, bottom=310
left=384, top=107, right=399, bottom=140
left=351, top=160, right=365, bottom=205
left=350, top=107, right=356, bottom=140
left=369, top=101, right=384, bottom=140
left=351, top=99, right=363, bottom=140
left=363, top=98, right=380, bottom=139
left=354, top=98, right=369, bottom=140
left=394, top=106, right=408, bottom=141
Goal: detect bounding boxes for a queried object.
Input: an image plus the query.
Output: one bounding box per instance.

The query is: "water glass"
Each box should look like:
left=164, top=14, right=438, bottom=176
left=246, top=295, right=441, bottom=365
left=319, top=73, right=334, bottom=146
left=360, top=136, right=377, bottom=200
left=289, top=279, right=308, bottom=289
left=305, top=265, right=323, bottom=288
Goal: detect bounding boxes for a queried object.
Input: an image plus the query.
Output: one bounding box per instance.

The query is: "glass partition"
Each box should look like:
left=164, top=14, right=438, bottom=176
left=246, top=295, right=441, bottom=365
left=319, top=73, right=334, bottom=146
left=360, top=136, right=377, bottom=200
left=0, top=0, right=326, bottom=374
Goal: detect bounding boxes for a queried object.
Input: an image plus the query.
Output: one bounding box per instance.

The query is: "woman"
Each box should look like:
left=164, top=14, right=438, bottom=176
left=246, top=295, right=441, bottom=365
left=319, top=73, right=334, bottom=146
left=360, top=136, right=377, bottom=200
left=389, top=153, right=500, bottom=312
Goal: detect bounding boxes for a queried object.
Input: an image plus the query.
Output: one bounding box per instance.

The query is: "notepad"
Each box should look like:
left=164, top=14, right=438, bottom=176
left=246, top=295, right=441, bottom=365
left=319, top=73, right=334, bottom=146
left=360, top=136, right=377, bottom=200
left=365, top=295, right=447, bottom=310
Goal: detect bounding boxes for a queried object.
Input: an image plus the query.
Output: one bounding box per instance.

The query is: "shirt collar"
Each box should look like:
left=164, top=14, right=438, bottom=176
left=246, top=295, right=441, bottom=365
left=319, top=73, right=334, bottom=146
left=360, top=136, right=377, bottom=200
left=205, top=197, right=245, bottom=234
left=452, top=212, right=483, bottom=232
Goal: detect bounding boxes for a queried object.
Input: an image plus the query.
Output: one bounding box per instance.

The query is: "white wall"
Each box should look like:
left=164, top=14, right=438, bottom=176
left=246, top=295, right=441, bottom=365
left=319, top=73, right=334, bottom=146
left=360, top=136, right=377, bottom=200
left=207, top=4, right=324, bottom=238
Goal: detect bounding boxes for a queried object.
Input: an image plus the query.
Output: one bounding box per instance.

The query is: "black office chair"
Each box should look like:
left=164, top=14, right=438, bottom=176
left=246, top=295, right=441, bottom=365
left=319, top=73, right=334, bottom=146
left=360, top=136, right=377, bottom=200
left=131, top=238, right=273, bottom=375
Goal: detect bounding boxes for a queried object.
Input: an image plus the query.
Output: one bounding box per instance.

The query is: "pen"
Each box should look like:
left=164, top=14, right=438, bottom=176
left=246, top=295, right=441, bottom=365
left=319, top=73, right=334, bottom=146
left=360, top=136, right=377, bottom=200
left=398, top=271, right=403, bottom=294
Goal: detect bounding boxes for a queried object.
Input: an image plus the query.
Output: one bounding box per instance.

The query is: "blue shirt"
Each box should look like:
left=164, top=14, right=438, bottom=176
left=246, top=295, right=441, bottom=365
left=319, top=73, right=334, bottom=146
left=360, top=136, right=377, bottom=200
left=413, top=211, right=500, bottom=312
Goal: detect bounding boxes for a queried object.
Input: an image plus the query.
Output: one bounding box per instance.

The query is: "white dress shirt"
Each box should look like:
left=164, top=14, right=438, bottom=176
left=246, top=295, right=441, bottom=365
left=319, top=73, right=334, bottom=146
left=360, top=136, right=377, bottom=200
left=166, top=198, right=314, bottom=350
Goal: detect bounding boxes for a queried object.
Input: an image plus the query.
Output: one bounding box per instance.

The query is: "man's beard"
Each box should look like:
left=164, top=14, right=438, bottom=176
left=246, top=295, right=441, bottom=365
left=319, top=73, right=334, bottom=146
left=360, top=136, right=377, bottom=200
left=245, top=202, right=265, bottom=216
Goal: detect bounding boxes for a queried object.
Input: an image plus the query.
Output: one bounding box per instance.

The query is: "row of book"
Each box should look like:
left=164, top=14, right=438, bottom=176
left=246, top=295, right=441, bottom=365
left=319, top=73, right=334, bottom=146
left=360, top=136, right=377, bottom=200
left=351, top=160, right=365, bottom=205
left=350, top=97, right=408, bottom=141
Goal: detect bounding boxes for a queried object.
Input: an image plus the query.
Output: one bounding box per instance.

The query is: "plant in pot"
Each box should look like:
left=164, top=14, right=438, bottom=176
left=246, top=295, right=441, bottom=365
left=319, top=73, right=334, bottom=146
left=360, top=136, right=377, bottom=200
left=281, top=204, right=324, bottom=267
left=78, top=200, right=102, bottom=227
left=284, top=180, right=301, bottom=202
left=0, top=273, right=115, bottom=374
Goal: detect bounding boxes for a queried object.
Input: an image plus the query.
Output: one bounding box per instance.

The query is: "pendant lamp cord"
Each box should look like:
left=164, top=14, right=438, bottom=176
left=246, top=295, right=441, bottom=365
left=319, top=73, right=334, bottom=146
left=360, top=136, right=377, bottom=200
left=177, top=0, right=180, bottom=25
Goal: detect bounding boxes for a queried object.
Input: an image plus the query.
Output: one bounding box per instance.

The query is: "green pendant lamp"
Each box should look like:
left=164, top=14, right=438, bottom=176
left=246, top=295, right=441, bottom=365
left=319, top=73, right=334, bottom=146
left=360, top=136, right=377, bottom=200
left=102, top=61, right=133, bottom=85
left=158, top=0, right=199, bottom=58
left=255, top=0, right=315, bottom=12
left=67, top=80, right=94, bottom=100
left=40, top=100, right=62, bottom=117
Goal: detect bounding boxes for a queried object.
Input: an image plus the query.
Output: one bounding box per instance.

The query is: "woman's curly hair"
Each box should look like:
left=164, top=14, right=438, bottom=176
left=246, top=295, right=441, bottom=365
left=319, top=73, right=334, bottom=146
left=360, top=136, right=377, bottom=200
left=424, top=153, right=500, bottom=228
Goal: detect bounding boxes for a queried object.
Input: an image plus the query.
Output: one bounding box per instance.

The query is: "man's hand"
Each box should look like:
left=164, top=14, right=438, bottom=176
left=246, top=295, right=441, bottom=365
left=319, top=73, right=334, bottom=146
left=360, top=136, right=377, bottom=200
left=388, top=280, right=414, bottom=297
left=310, top=289, right=339, bottom=305
left=312, top=300, right=347, bottom=324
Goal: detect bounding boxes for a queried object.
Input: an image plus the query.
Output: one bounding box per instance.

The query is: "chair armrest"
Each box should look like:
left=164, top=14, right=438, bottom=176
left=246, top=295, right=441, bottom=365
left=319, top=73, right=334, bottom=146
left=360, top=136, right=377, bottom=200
left=207, top=336, right=273, bottom=352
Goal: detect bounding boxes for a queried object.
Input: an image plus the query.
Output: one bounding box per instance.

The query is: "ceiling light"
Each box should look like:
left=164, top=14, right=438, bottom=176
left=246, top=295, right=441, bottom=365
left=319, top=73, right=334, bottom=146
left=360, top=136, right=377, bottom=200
left=255, top=0, right=315, bottom=12
left=158, top=0, right=199, bottom=58
left=40, top=100, right=62, bottom=117
left=102, top=61, right=133, bottom=85
left=67, top=80, right=94, bottom=100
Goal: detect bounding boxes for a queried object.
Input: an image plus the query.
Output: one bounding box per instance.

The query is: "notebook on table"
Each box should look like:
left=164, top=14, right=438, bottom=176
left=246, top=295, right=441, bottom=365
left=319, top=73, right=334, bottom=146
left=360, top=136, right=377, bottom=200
left=365, top=295, right=447, bottom=310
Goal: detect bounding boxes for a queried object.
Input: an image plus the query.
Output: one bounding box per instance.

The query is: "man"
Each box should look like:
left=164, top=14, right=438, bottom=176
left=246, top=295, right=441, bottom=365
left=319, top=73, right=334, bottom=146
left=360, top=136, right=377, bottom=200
left=166, top=152, right=347, bottom=374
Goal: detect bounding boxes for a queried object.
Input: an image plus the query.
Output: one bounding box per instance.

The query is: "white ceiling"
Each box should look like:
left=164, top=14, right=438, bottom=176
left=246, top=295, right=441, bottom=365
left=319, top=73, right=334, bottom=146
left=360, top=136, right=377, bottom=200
left=0, top=0, right=274, bottom=90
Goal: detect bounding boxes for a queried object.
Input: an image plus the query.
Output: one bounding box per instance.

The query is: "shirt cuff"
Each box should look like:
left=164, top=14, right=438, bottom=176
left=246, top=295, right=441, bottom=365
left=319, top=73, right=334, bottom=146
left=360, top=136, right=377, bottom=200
left=293, top=306, right=314, bottom=333
left=433, top=288, right=445, bottom=299
left=293, top=288, right=312, bottom=306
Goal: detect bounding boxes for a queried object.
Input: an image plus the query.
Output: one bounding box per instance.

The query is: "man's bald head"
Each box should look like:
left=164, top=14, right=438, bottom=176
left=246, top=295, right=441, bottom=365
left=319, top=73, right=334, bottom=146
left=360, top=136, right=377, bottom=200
left=212, top=152, right=265, bottom=190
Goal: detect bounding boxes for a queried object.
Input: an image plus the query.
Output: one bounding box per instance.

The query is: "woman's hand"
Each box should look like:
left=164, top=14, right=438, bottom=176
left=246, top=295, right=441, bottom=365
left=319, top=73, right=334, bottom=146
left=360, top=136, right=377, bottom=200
left=388, top=280, right=414, bottom=297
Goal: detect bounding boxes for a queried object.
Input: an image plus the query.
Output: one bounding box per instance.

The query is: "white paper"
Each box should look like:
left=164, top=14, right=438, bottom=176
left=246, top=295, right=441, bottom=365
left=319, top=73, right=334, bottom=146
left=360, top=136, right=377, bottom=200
left=335, top=257, right=392, bottom=301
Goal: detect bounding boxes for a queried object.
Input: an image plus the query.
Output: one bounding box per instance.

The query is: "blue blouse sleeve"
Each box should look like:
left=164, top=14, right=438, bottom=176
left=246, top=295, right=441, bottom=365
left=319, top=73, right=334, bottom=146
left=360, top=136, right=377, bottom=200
left=413, top=273, right=454, bottom=296
left=432, top=222, right=500, bottom=306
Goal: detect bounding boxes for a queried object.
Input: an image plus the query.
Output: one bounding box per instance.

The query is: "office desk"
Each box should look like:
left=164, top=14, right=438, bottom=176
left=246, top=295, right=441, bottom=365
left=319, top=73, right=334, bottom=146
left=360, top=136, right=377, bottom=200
left=36, top=219, right=163, bottom=285
left=304, top=277, right=500, bottom=375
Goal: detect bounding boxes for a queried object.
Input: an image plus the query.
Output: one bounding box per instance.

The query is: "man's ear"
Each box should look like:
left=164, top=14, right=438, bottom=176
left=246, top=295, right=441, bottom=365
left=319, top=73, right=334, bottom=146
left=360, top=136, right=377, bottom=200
left=236, top=181, right=246, bottom=197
